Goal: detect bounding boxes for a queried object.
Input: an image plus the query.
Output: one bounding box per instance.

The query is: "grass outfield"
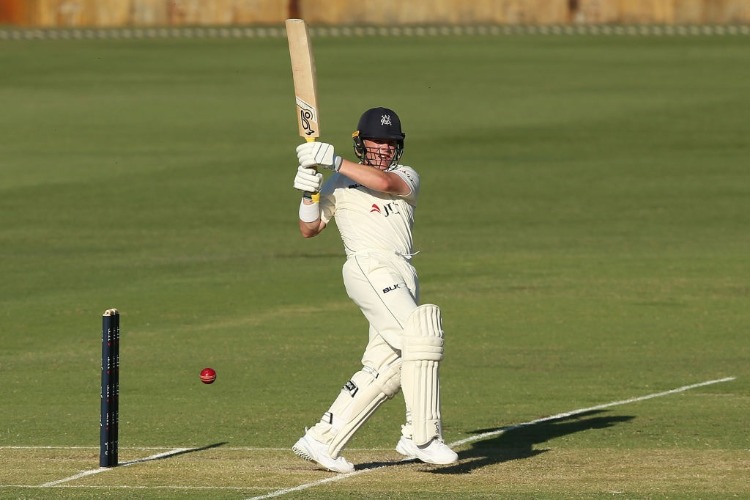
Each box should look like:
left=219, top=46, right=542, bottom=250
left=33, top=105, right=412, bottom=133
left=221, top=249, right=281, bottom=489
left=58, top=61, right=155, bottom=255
left=1, top=32, right=748, bottom=498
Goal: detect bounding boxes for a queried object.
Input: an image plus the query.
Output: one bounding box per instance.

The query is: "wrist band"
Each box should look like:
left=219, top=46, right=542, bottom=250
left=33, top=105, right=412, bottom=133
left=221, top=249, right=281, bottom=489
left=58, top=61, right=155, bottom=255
left=299, top=199, right=320, bottom=222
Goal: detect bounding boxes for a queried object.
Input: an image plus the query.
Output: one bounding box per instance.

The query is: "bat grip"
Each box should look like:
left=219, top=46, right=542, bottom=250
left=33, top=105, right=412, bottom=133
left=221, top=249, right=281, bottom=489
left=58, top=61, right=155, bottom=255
left=303, top=191, right=321, bottom=203
left=304, top=137, right=320, bottom=203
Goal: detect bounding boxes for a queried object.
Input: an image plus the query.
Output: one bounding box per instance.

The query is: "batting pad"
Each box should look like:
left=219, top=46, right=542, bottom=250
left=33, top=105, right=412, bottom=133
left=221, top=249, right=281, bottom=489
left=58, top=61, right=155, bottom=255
left=401, top=304, right=445, bottom=446
left=317, top=363, right=401, bottom=458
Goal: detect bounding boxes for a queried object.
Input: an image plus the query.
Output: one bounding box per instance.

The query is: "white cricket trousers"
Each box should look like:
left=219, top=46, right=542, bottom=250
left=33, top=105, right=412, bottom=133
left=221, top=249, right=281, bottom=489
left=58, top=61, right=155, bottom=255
left=342, top=251, right=419, bottom=366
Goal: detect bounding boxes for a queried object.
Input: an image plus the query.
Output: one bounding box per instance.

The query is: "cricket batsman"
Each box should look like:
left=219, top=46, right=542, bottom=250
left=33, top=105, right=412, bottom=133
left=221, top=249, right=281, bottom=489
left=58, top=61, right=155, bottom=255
left=291, top=107, right=458, bottom=472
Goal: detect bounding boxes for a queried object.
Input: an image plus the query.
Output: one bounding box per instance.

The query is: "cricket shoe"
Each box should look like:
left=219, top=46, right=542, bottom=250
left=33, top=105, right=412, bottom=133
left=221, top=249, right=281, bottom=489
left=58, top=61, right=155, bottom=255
left=396, top=436, right=458, bottom=465
left=292, top=431, right=354, bottom=473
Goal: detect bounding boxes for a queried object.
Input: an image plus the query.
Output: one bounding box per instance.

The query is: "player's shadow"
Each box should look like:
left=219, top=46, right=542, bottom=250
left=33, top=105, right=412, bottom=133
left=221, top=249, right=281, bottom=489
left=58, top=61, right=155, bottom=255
left=432, top=410, right=634, bottom=474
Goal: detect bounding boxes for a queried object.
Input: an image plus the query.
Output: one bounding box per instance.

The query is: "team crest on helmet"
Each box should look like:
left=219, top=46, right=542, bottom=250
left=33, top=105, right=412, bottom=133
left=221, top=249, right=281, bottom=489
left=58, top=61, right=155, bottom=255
left=380, top=114, right=392, bottom=126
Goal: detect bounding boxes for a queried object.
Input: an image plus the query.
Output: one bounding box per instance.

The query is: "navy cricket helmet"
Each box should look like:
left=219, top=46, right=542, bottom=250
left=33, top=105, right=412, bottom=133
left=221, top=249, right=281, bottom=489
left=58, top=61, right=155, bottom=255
left=352, top=107, right=405, bottom=167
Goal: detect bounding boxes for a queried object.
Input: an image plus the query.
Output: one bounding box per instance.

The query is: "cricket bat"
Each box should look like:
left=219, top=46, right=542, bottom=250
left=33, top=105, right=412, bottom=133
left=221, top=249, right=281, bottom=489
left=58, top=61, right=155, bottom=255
left=286, top=19, right=320, bottom=141
left=286, top=18, right=320, bottom=200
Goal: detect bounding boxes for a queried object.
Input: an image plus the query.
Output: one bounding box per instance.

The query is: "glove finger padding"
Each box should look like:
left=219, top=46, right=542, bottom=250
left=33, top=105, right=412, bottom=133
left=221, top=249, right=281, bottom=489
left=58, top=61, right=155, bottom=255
left=293, top=166, right=323, bottom=192
left=295, top=142, right=316, bottom=159
left=298, top=154, right=318, bottom=169
left=296, top=142, right=341, bottom=171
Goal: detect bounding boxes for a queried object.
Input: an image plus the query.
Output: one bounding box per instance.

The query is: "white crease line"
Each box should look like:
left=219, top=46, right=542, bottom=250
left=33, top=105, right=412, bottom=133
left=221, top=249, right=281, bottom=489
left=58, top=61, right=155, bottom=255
left=247, top=376, right=737, bottom=500
left=248, top=468, right=374, bottom=499
left=452, top=376, right=737, bottom=447
left=39, top=448, right=191, bottom=487
left=0, top=445, right=381, bottom=451
left=39, top=468, right=107, bottom=487
left=4, top=484, right=260, bottom=491
left=0, top=446, right=101, bottom=450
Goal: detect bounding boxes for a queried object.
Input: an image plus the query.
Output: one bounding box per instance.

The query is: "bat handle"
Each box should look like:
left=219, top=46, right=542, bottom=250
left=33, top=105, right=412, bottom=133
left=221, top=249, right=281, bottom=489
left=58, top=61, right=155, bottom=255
left=304, top=137, right=320, bottom=203
left=304, top=191, right=321, bottom=203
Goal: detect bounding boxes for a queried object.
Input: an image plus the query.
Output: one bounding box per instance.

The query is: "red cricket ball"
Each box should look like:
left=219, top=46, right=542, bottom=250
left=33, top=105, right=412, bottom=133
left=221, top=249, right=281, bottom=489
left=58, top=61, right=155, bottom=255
left=200, top=367, right=216, bottom=384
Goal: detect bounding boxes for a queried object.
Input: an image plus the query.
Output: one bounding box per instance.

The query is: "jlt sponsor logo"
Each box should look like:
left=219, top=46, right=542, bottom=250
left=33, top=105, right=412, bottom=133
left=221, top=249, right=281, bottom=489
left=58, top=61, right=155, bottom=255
left=370, top=203, right=400, bottom=217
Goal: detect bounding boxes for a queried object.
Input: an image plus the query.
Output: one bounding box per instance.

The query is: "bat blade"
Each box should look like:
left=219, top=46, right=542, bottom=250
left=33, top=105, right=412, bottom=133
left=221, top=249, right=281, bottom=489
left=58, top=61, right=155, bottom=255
left=286, top=19, right=320, bottom=140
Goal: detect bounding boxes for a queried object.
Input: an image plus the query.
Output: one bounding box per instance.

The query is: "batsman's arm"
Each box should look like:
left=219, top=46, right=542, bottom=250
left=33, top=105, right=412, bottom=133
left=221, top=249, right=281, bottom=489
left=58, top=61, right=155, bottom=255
left=298, top=198, right=326, bottom=238
left=296, top=141, right=410, bottom=196
left=336, top=159, right=411, bottom=196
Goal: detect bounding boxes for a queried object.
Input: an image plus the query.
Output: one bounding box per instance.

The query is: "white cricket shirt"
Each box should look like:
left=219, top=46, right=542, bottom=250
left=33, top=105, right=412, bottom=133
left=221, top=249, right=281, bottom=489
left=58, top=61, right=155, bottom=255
left=319, top=165, right=420, bottom=257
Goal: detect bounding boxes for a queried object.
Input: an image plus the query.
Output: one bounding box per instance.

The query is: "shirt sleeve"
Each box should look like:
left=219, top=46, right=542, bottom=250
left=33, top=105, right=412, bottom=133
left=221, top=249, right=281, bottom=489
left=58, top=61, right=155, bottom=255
left=392, top=165, right=420, bottom=204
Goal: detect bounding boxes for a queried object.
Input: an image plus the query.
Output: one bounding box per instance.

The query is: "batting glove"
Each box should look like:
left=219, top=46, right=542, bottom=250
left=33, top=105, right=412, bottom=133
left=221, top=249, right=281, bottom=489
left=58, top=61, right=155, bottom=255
left=293, top=165, right=323, bottom=193
left=296, top=142, right=343, bottom=171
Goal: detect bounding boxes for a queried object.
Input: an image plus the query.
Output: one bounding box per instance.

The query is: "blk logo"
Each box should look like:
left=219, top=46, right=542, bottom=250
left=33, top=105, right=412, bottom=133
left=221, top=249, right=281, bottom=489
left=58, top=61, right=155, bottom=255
left=383, top=283, right=401, bottom=294
left=344, top=380, right=358, bottom=397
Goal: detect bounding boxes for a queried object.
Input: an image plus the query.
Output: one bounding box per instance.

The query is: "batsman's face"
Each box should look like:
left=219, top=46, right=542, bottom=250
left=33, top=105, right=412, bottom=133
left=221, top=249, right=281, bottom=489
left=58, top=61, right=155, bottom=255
left=362, top=139, right=397, bottom=170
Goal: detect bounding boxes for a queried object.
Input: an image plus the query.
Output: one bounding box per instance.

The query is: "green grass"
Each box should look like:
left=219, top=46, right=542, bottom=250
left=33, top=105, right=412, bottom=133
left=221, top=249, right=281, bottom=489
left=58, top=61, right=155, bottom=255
left=0, top=32, right=748, bottom=498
